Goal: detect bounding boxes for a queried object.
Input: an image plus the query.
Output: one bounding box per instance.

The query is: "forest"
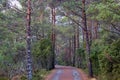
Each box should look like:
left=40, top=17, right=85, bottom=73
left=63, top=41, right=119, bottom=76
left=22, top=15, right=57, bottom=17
left=0, top=0, right=120, bottom=80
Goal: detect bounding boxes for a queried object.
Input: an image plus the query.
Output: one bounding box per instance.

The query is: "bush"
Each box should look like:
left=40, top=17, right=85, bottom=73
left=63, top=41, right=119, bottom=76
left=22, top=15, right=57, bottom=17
left=98, top=39, right=120, bottom=80
left=21, top=69, right=49, bottom=80
left=76, top=48, right=86, bottom=68
left=32, top=38, right=54, bottom=70
left=20, top=75, right=27, bottom=80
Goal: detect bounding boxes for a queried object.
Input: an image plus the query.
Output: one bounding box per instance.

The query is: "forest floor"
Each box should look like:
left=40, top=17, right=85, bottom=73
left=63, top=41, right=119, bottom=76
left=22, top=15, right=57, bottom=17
left=45, top=65, right=91, bottom=80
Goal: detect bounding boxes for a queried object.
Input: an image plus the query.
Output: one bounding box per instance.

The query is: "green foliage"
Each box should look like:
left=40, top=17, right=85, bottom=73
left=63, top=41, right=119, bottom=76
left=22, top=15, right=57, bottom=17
left=20, top=75, right=27, bottom=80
left=110, top=39, right=120, bottom=62
left=32, top=38, right=52, bottom=58
left=0, top=26, right=15, bottom=70
left=0, top=3, right=26, bottom=78
left=91, top=39, right=105, bottom=75
left=63, top=0, right=81, bottom=9
left=57, top=53, right=66, bottom=65
left=21, top=69, right=49, bottom=80
left=76, top=48, right=86, bottom=68
left=87, top=1, right=120, bottom=78
left=99, top=39, right=120, bottom=80
left=32, top=69, right=49, bottom=80
left=32, top=38, right=53, bottom=69
left=87, top=0, right=120, bottom=22
left=56, top=25, right=74, bottom=37
left=0, top=0, right=53, bottom=79
left=91, top=32, right=120, bottom=80
left=0, top=52, right=4, bottom=61
left=0, top=0, right=119, bottom=80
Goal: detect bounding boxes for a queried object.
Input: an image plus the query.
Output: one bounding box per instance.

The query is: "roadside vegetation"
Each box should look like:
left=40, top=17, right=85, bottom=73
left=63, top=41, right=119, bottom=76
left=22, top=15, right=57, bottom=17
left=0, top=0, right=119, bottom=80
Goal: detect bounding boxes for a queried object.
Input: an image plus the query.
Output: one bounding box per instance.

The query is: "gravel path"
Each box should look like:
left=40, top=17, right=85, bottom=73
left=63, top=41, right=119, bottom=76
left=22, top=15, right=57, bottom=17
left=45, top=65, right=85, bottom=80
left=72, top=70, right=82, bottom=80
left=52, top=69, right=62, bottom=80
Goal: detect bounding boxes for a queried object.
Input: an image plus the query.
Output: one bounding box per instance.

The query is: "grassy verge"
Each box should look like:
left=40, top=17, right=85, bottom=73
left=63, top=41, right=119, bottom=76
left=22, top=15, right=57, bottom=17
left=21, top=69, right=50, bottom=80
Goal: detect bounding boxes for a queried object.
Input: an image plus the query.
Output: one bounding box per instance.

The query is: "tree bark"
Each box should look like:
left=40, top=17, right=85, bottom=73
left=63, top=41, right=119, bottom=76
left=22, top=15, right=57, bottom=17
left=26, top=0, right=32, bottom=80
left=73, top=34, right=76, bottom=66
left=69, top=39, right=72, bottom=65
left=51, top=7, right=56, bottom=69
left=82, top=0, right=93, bottom=77
left=94, top=21, right=98, bottom=39
left=76, top=26, right=79, bottom=49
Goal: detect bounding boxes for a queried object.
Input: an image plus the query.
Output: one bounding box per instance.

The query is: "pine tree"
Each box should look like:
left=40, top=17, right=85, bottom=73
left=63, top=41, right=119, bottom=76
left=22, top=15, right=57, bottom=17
left=26, top=0, right=32, bottom=79
left=82, top=0, right=93, bottom=77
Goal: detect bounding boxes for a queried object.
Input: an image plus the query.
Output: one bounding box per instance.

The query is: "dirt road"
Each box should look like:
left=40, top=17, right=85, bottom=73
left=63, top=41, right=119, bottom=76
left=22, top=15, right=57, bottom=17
left=45, top=65, right=88, bottom=80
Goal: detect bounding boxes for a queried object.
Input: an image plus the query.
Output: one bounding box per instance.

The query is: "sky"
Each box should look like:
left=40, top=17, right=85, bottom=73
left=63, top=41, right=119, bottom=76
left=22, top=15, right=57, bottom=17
left=8, top=0, right=22, bottom=10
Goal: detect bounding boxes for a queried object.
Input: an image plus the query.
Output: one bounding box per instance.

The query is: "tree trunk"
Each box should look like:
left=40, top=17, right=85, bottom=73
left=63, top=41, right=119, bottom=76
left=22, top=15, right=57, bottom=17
left=76, top=26, right=79, bottom=49
left=82, top=0, right=93, bottom=77
left=94, top=21, right=98, bottom=39
left=75, top=26, right=80, bottom=67
left=51, top=7, right=56, bottom=69
left=69, top=39, right=72, bottom=65
left=26, top=0, right=32, bottom=80
left=72, top=35, right=76, bottom=66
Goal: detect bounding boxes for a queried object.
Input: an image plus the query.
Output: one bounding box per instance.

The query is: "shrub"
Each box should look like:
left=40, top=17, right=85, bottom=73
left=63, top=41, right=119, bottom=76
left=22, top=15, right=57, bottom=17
left=21, top=69, right=49, bottom=80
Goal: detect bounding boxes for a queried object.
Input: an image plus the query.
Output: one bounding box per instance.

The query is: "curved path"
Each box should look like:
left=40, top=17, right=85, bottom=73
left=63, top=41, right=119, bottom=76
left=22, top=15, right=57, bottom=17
left=45, top=65, right=88, bottom=80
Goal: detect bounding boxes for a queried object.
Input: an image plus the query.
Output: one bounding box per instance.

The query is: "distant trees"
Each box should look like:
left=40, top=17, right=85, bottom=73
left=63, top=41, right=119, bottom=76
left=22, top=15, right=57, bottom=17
left=60, top=0, right=94, bottom=77
left=0, top=0, right=119, bottom=80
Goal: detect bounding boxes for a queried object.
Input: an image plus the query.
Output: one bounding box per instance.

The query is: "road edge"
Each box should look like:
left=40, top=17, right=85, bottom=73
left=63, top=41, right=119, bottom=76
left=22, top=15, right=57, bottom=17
left=76, top=68, right=89, bottom=80
left=44, top=69, right=57, bottom=80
